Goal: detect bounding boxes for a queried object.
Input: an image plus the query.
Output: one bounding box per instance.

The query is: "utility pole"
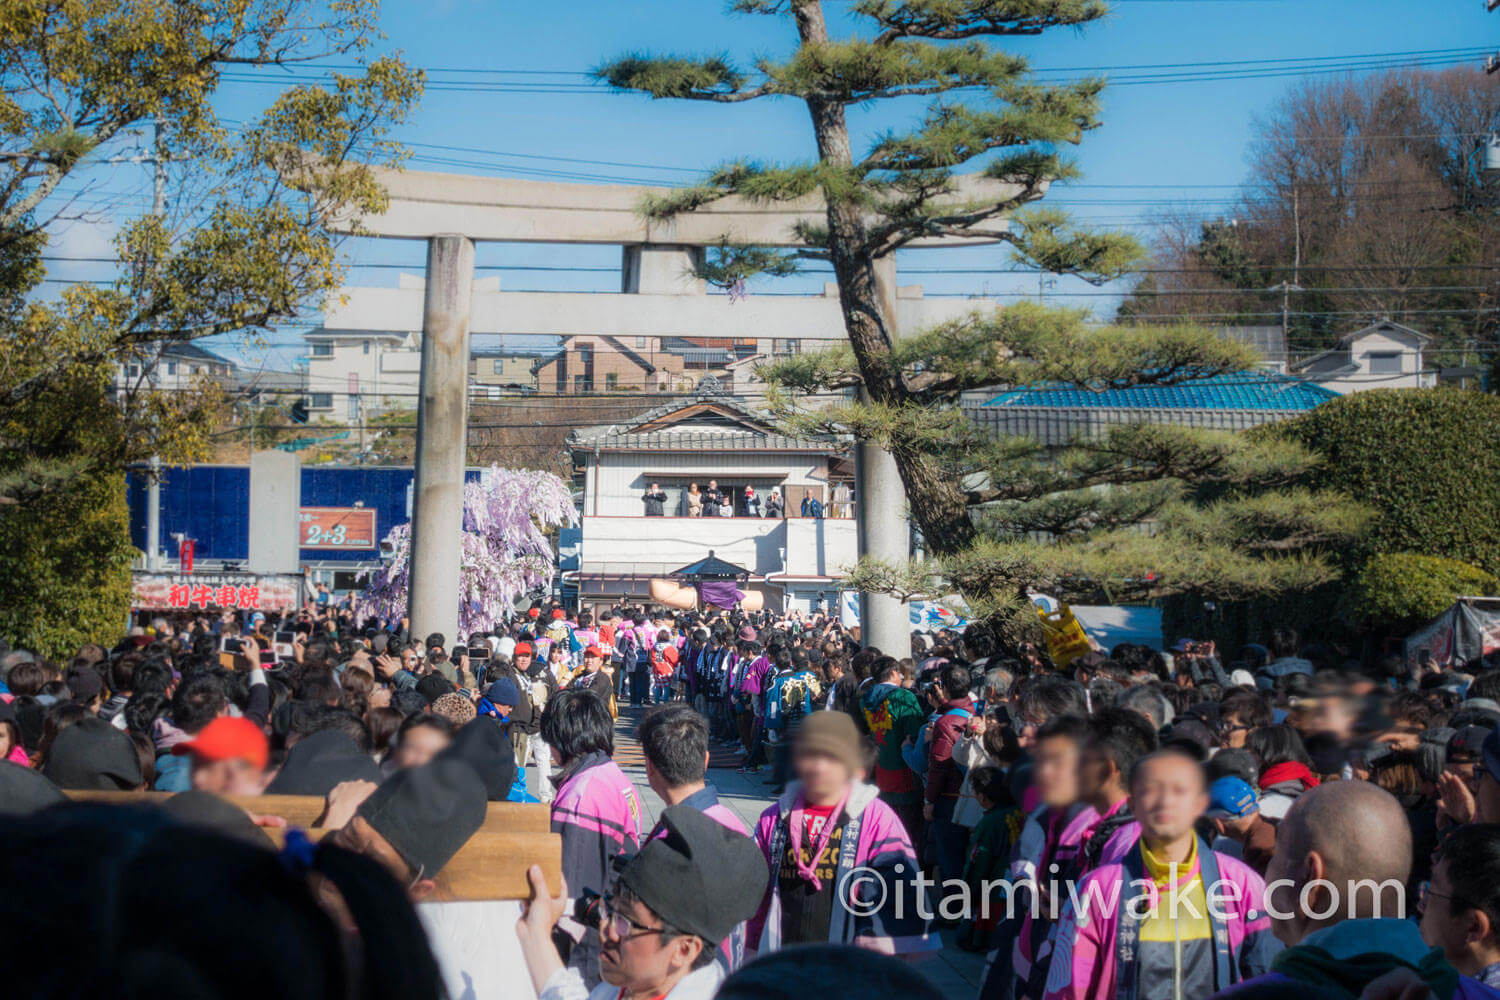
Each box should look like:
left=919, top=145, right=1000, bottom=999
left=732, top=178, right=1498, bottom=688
left=143, top=121, right=168, bottom=571
left=1268, top=280, right=1302, bottom=339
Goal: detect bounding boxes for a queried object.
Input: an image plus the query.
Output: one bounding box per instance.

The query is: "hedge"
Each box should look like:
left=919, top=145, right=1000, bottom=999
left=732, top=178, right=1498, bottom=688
left=1352, top=552, right=1499, bottom=628
left=0, top=474, right=135, bottom=659
left=1269, top=388, right=1500, bottom=574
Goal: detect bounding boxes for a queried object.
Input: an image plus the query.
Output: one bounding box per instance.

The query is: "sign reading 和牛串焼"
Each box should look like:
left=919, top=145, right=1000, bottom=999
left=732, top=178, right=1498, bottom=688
left=297, top=507, right=377, bottom=550
left=131, top=572, right=302, bottom=611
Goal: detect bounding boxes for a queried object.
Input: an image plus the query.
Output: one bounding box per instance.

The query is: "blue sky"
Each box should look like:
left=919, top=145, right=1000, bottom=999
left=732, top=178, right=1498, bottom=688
left=42, top=0, right=1500, bottom=372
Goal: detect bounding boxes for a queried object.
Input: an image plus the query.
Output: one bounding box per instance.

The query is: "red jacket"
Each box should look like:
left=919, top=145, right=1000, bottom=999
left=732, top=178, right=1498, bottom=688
left=924, top=696, right=975, bottom=804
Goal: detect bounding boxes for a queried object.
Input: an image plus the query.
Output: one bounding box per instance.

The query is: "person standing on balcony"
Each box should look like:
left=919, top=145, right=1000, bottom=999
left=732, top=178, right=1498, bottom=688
left=833, top=482, right=852, bottom=519
left=765, top=489, right=785, bottom=519
left=687, top=483, right=703, bottom=517
left=703, top=480, right=723, bottom=518
left=744, top=486, right=761, bottom=518
left=642, top=482, right=667, bottom=517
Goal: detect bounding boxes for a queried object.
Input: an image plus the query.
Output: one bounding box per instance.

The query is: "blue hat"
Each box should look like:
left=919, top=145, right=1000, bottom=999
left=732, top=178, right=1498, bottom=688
left=485, top=677, right=520, bottom=708
left=1481, top=728, right=1500, bottom=785
left=250, top=612, right=266, bottom=624
left=1207, top=776, right=1258, bottom=819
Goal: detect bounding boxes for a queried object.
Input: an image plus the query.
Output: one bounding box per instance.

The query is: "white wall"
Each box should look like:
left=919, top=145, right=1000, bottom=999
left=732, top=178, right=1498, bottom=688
left=305, top=335, right=419, bottom=417
left=577, top=510, right=856, bottom=582
left=1306, top=330, right=1432, bottom=395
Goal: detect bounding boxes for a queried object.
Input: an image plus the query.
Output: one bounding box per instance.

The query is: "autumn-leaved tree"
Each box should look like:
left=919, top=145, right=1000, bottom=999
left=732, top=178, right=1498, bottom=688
left=1118, top=68, right=1500, bottom=348
left=0, top=0, right=422, bottom=652
left=599, top=1, right=1367, bottom=641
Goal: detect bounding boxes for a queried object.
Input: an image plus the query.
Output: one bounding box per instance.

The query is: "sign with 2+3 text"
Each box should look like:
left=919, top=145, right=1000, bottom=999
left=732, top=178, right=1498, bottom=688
left=298, top=507, right=377, bottom=550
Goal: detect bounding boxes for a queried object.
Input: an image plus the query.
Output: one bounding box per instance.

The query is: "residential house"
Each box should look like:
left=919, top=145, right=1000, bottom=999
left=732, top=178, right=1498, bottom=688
left=470, top=349, right=540, bottom=399
left=114, top=341, right=237, bottom=396
left=1290, top=319, right=1432, bottom=393
left=303, top=327, right=419, bottom=422
left=568, top=378, right=855, bottom=613
left=532, top=334, right=687, bottom=394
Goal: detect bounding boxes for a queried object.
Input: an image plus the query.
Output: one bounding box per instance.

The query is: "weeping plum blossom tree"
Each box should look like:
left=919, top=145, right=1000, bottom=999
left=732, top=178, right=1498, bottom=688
left=355, top=467, right=577, bottom=634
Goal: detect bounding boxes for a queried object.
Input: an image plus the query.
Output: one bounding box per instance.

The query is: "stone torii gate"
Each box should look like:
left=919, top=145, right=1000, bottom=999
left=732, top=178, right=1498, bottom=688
left=333, top=166, right=1030, bottom=654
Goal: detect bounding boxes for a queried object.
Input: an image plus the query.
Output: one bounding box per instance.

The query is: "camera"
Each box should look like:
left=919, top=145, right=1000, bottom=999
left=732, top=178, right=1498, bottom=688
left=573, top=887, right=605, bottom=927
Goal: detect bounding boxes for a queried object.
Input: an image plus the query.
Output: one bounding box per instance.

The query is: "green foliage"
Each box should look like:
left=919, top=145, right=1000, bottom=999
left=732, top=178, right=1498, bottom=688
left=1270, top=389, right=1500, bottom=573
left=0, top=0, right=419, bottom=645
left=598, top=3, right=1360, bottom=636
left=1352, top=552, right=1499, bottom=629
left=598, top=0, right=1128, bottom=269
left=0, top=474, right=135, bottom=659
left=696, top=240, right=802, bottom=290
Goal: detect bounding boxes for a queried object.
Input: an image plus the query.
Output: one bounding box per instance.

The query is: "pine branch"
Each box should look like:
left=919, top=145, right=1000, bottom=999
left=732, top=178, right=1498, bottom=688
left=695, top=241, right=802, bottom=289
left=1003, top=206, right=1142, bottom=283
left=861, top=98, right=1094, bottom=173
left=761, top=39, right=1029, bottom=102
left=594, top=54, right=769, bottom=102
left=851, top=0, right=1109, bottom=42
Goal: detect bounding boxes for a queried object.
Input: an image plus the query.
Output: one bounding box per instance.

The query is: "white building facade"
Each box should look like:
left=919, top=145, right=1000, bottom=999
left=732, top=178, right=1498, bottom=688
left=1292, top=319, right=1433, bottom=394
left=569, top=382, right=856, bottom=613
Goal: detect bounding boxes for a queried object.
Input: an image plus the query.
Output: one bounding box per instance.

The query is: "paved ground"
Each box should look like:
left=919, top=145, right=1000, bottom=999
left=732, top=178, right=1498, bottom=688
left=529, top=704, right=988, bottom=996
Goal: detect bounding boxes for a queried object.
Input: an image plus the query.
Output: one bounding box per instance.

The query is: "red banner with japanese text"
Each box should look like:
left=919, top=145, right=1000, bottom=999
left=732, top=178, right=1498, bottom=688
left=131, top=572, right=303, bottom=612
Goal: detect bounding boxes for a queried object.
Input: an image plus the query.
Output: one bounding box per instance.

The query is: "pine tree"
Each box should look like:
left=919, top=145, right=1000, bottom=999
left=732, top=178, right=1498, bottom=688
left=600, top=2, right=1366, bottom=635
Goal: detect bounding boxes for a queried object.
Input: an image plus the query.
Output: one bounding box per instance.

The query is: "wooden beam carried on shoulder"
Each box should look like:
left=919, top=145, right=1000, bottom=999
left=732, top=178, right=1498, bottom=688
left=263, top=828, right=562, bottom=901
left=62, top=790, right=561, bottom=900
left=64, top=790, right=551, bottom=833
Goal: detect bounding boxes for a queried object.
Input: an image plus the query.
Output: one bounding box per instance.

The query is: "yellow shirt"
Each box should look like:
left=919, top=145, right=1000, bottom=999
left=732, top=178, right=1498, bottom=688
left=1136, top=838, right=1214, bottom=1000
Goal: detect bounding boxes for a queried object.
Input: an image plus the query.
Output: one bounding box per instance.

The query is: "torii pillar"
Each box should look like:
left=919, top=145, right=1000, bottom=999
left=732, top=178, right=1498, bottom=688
left=856, top=255, right=911, bottom=659
left=406, top=234, right=474, bottom=644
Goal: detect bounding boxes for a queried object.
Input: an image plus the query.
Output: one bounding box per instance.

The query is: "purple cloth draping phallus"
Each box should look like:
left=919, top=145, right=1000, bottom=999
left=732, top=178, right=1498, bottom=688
left=698, top=580, right=745, bottom=609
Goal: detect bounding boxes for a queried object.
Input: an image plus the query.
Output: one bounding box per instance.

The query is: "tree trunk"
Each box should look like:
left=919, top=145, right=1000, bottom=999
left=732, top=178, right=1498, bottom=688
left=793, top=1, right=977, bottom=558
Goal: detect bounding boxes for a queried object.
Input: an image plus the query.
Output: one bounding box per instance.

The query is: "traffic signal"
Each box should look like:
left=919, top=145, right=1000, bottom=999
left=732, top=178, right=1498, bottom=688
left=289, top=397, right=309, bottom=424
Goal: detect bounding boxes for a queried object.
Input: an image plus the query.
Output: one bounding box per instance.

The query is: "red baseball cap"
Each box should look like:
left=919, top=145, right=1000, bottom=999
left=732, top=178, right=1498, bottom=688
left=172, top=717, right=269, bottom=770
left=527, top=608, right=540, bottom=619
left=515, top=642, right=533, bottom=656
left=551, top=608, right=565, bottom=619
left=584, top=645, right=603, bottom=658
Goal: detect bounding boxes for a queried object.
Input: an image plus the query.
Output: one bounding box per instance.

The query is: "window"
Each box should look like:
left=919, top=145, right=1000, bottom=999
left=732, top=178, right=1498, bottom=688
left=492, top=359, right=505, bottom=374
left=605, top=373, right=618, bottom=390
left=1368, top=351, right=1402, bottom=375
left=311, top=343, right=334, bottom=357
left=309, top=393, right=333, bottom=409
left=362, top=340, right=371, bottom=355
left=635, top=337, right=647, bottom=349
left=165, top=361, right=178, bottom=375
left=574, top=374, right=592, bottom=393
left=125, top=363, right=139, bottom=378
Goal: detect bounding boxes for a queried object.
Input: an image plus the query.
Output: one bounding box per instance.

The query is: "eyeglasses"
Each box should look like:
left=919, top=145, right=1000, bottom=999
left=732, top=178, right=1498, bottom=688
left=1418, top=881, right=1471, bottom=914
left=597, top=894, right=668, bottom=942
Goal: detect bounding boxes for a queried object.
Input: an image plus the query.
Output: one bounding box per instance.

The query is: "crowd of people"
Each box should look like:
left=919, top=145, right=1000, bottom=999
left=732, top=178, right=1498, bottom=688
left=642, top=480, right=852, bottom=518
left=5, top=598, right=1500, bottom=1000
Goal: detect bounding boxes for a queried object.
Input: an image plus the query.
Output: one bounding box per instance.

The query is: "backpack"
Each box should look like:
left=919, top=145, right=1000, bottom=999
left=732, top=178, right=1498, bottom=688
left=615, top=627, right=636, bottom=666
left=904, top=706, right=972, bottom=778
left=495, top=666, right=535, bottom=729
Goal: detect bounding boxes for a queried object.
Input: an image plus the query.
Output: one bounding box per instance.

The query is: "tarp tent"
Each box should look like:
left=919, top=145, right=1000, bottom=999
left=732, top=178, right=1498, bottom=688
left=1403, top=597, right=1500, bottom=671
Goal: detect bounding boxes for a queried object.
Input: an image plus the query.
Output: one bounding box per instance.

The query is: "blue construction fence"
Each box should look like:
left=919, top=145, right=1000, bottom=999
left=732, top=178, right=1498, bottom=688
left=126, top=464, right=486, bottom=566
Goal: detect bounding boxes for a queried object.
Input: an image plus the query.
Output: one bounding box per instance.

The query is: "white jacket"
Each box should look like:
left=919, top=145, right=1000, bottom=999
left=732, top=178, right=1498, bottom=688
left=540, top=964, right=724, bottom=1000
